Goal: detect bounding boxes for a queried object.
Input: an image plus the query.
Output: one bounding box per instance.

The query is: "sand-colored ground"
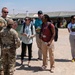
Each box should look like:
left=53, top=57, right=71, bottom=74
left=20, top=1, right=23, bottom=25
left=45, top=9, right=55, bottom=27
left=14, top=28, right=75, bottom=75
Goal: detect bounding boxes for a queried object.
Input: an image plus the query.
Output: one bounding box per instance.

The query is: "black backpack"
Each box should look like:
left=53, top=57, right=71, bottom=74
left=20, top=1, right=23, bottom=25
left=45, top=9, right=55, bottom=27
left=23, top=23, right=33, bottom=34
left=48, top=23, right=58, bottom=42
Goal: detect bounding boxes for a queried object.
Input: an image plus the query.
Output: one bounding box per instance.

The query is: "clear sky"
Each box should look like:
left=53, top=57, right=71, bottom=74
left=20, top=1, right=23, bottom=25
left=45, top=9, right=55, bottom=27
left=0, top=0, right=75, bottom=14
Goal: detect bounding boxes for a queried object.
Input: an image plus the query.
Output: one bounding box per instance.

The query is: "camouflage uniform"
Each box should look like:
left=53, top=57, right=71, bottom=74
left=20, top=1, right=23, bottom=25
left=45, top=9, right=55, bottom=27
left=0, top=16, right=8, bottom=57
left=0, top=17, right=7, bottom=28
left=0, top=27, right=20, bottom=75
left=0, top=17, right=8, bottom=75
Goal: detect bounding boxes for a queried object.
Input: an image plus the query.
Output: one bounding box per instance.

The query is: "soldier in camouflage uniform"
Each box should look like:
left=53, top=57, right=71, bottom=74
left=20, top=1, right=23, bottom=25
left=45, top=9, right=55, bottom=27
left=0, top=19, right=6, bottom=75
left=0, top=7, right=9, bottom=75
left=0, top=19, right=20, bottom=75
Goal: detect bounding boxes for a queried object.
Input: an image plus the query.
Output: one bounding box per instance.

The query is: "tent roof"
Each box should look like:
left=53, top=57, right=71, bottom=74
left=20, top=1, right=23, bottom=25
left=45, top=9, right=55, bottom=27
left=1, top=11, right=75, bottom=18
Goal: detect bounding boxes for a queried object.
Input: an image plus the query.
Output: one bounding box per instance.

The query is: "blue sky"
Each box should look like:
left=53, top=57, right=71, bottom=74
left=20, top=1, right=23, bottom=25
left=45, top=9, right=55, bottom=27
left=0, top=0, right=75, bottom=14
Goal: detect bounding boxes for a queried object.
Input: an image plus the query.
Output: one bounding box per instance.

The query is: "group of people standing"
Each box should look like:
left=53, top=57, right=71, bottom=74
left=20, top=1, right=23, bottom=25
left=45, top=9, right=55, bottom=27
left=0, top=7, right=75, bottom=75
left=0, top=7, right=55, bottom=75
left=20, top=10, right=55, bottom=73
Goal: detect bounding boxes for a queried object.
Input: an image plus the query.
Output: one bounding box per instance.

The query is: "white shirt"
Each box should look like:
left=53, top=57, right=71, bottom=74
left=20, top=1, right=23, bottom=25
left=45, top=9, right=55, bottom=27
left=20, top=23, right=36, bottom=44
left=68, top=23, right=75, bottom=35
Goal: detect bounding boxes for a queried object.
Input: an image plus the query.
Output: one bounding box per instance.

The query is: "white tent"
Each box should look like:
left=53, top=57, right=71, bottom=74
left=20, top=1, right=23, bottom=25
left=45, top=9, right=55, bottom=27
left=33, top=14, right=38, bottom=18
left=7, top=15, right=11, bottom=18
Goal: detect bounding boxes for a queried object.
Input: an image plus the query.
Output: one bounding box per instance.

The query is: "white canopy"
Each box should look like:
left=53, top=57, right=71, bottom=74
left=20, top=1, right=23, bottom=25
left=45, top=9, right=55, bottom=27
left=33, top=14, right=38, bottom=18
left=7, top=15, right=11, bottom=18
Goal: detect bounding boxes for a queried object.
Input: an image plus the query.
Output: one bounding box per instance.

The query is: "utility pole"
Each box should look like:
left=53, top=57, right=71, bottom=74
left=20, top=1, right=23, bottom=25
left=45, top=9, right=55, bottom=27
left=13, top=9, right=15, bottom=18
left=26, top=10, right=28, bottom=16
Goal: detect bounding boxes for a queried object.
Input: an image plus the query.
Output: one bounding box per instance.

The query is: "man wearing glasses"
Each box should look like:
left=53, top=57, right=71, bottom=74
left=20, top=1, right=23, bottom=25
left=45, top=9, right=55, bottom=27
left=0, top=7, right=9, bottom=27
left=0, top=7, right=9, bottom=75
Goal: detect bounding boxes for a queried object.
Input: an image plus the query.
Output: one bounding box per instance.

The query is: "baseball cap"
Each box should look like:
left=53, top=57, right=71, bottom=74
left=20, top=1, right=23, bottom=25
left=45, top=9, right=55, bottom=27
left=38, top=10, right=43, bottom=14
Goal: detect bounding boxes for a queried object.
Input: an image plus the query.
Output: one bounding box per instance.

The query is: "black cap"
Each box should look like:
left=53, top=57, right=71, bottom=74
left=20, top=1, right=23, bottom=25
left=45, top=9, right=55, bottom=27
left=38, top=10, right=43, bottom=14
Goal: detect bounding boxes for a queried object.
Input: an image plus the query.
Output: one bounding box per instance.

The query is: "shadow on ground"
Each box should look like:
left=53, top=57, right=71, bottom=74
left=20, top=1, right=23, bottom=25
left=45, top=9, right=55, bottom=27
left=55, top=59, right=71, bottom=62
left=16, top=64, right=43, bottom=72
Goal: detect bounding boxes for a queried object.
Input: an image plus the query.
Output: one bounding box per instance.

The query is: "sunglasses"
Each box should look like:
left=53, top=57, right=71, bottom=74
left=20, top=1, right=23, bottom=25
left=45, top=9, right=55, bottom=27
left=25, top=19, right=29, bottom=21
left=3, top=11, right=9, bottom=13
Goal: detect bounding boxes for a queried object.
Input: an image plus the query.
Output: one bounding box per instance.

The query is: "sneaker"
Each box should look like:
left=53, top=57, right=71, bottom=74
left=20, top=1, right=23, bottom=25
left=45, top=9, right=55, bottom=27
left=72, top=59, right=75, bottom=62
left=28, top=61, right=31, bottom=67
left=50, top=67, right=54, bottom=73
left=41, top=65, right=47, bottom=70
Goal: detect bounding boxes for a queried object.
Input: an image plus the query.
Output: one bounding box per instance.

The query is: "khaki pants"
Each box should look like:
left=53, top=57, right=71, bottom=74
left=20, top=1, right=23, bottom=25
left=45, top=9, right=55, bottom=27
left=41, top=40, right=55, bottom=68
left=69, top=34, right=75, bottom=58
left=36, top=34, right=42, bottom=59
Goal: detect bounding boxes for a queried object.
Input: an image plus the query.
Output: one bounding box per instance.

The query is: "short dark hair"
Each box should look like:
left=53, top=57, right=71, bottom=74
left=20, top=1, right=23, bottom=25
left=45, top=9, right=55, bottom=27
left=71, top=15, right=75, bottom=19
left=44, top=14, right=50, bottom=22
left=25, top=17, right=31, bottom=21
left=38, top=10, right=43, bottom=14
